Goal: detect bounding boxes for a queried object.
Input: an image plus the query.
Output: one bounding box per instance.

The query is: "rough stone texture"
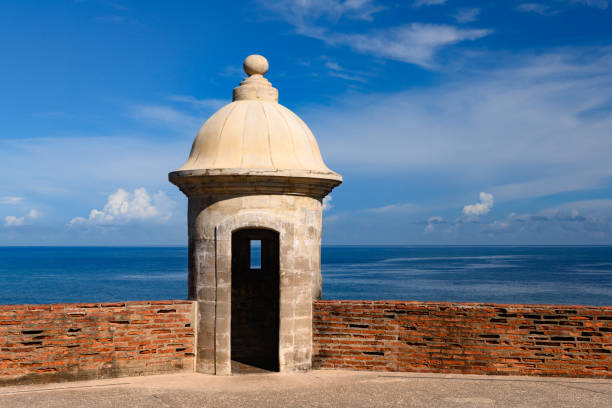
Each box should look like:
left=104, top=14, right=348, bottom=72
left=313, top=300, right=612, bottom=378
left=0, top=300, right=195, bottom=385
left=187, top=193, right=322, bottom=375
left=169, top=55, right=341, bottom=376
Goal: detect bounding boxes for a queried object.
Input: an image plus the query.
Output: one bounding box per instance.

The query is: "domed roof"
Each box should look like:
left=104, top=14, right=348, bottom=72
left=170, top=55, right=342, bottom=183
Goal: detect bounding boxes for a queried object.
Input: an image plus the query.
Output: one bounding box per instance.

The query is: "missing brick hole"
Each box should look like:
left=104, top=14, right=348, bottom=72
left=36, top=368, right=57, bottom=373
left=21, top=341, right=43, bottom=346
left=185, top=323, right=191, bottom=327
left=68, top=328, right=81, bottom=332
left=349, top=324, right=369, bottom=328
left=157, top=309, right=176, bottom=314
left=22, top=330, right=44, bottom=335
left=363, top=351, right=384, bottom=356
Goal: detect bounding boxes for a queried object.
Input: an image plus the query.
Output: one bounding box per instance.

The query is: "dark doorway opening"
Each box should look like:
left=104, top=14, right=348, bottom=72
left=231, top=228, right=280, bottom=373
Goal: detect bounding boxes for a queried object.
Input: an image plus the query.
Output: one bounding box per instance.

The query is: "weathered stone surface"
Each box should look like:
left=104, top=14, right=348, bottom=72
left=169, top=56, right=342, bottom=374
left=169, top=55, right=341, bottom=375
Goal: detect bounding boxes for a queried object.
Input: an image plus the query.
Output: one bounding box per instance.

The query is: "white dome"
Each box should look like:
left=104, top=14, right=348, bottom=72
left=171, top=55, right=341, bottom=182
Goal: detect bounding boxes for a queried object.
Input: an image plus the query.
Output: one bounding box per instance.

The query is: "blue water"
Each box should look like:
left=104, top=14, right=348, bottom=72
left=0, top=246, right=611, bottom=306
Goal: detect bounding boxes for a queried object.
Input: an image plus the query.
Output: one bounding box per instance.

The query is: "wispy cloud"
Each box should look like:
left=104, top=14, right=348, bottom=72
left=425, top=216, right=445, bottom=232
left=169, top=95, right=226, bottom=110
left=572, top=0, right=608, bottom=9
left=0, top=196, right=23, bottom=205
left=367, top=203, right=419, bottom=214
left=454, top=8, right=480, bottom=23
left=480, top=206, right=612, bottom=241
left=413, top=0, right=447, bottom=7
left=321, top=24, right=491, bottom=68
left=263, top=0, right=385, bottom=26
left=517, top=3, right=556, bottom=15
left=96, top=15, right=128, bottom=24
left=414, top=199, right=612, bottom=242
left=325, top=60, right=367, bottom=82
left=27, top=209, right=41, bottom=219
left=518, top=0, right=608, bottom=15
left=129, top=104, right=204, bottom=134
left=307, top=47, right=612, bottom=202
left=259, top=1, right=491, bottom=68
left=0, top=135, right=190, bottom=210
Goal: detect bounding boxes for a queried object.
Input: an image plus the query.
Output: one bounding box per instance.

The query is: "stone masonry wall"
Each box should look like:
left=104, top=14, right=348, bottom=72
left=188, top=193, right=321, bottom=374
left=0, top=300, right=195, bottom=385
left=313, top=300, right=612, bottom=378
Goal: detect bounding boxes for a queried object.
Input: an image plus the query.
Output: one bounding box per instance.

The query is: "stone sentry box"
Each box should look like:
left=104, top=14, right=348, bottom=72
left=169, top=55, right=342, bottom=375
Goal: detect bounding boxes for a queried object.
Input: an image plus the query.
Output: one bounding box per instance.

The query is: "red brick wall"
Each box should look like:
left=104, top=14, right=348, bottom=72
left=313, top=301, right=612, bottom=378
left=0, top=300, right=195, bottom=385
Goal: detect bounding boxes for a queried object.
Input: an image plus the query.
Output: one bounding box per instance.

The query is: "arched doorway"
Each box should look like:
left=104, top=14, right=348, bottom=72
left=231, top=228, right=280, bottom=372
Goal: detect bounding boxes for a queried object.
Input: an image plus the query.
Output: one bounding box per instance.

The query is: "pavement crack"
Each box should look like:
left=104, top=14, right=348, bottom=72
left=151, top=393, right=173, bottom=408
left=376, top=375, right=612, bottom=387
left=549, top=383, right=612, bottom=397
left=0, top=382, right=131, bottom=396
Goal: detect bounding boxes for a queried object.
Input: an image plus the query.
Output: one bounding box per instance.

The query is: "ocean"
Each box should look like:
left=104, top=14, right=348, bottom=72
left=0, top=246, right=610, bottom=306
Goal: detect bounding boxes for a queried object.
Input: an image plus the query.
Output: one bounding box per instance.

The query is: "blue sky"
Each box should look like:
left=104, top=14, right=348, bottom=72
left=1, top=0, right=612, bottom=245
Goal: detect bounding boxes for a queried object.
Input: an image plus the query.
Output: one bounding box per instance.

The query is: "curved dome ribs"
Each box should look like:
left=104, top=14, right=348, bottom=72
left=170, top=55, right=342, bottom=186
left=260, top=101, right=276, bottom=170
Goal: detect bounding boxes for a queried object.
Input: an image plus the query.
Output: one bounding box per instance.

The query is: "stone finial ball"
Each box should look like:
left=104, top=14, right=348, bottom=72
left=243, top=54, right=269, bottom=76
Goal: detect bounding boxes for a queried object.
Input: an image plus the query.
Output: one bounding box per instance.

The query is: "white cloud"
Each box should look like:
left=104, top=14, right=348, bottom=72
left=519, top=1, right=608, bottom=14
left=5, top=216, right=25, bottom=227
left=129, top=104, right=205, bottom=134
left=486, top=220, right=509, bottom=230
left=367, top=203, right=419, bottom=214
left=425, top=216, right=444, bottom=232
left=414, top=0, right=447, bottom=6
left=0, top=196, right=23, bottom=205
left=323, top=195, right=333, bottom=211
left=0, top=136, right=191, bottom=199
left=4, top=208, right=41, bottom=227
left=169, top=95, right=226, bottom=110
left=262, top=0, right=385, bottom=26
left=259, top=1, right=491, bottom=68
left=325, top=61, right=342, bottom=71
left=306, top=47, right=612, bottom=201
left=554, top=199, right=612, bottom=214
left=69, top=188, right=173, bottom=226
left=517, top=3, right=555, bottom=15
left=27, top=209, right=41, bottom=219
left=325, top=60, right=367, bottom=82
left=572, top=0, right=608, bottom=9
left=324, top=24, right=491, bottom=68
left=463, top=192, right=494, bottom=217
left=454, top=8, right=480, bottom=23
left=479, top=204, right=612, bottom=241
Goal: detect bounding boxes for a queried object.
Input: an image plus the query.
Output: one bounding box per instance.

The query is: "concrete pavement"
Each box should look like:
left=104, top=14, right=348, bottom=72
left=0, top=370, right=611, bottom=407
